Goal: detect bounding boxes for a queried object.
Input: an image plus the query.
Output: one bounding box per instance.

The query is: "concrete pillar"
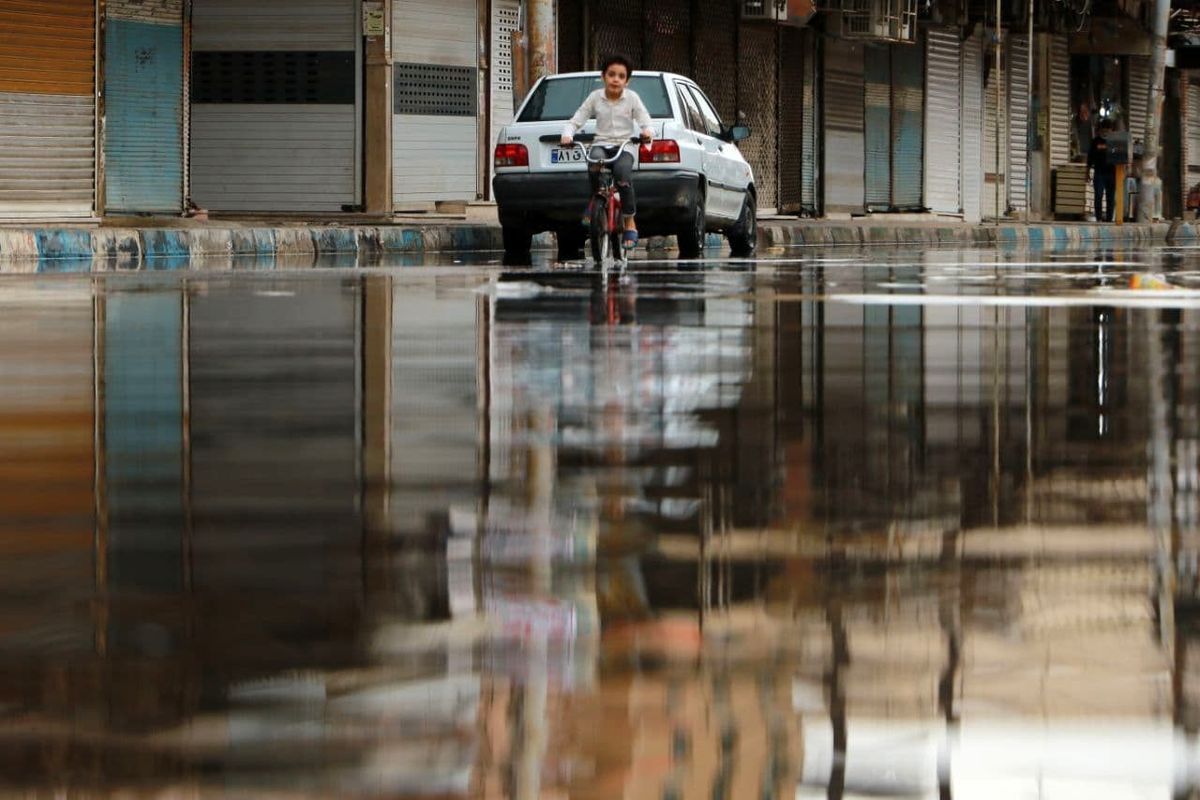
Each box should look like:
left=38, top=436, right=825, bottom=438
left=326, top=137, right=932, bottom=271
left=1138, top=0, right=1171, bottom=221
left=528, top=0, right=556, bottom=84
left=364, top=0, right=393, bottom=215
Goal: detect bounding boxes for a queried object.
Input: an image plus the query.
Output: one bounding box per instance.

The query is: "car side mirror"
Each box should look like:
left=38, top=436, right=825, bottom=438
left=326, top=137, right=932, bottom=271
left=724, top=124, right=751, bottom=143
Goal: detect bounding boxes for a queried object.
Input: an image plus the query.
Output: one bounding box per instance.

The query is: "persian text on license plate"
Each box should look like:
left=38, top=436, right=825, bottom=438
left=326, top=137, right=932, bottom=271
left=550, top=148, right=585, bottom=164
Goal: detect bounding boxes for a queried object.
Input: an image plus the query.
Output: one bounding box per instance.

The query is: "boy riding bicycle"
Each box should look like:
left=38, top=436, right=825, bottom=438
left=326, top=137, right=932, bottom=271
left=560, top=55, right=654, bottom=250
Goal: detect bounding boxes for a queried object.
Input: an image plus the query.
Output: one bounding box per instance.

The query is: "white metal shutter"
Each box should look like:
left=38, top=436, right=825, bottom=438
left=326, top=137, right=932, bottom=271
left=1187, top=81, right=1200, bottom=192
left=925, top=29, right=961, bottom=214
left=488, top=0, right=520, bottom=197
left=190, top=0, right=360, bottom=212
left=982, top=42, right=1007, bottom=219
left=393, top=0, right=479, bottom=206
left=1128, top=56, right=1149, bottom=150
left=0, top=0, right=95, bottom=219
left=1007, top=35, right=1030, bottom=212
left=824, top=39, right=865, bottom=214
left=801, top=31, right=819, bottom=212
left=961, top=36, right=983, bottom=223
left=1049, top=35, right=1071, bottom=167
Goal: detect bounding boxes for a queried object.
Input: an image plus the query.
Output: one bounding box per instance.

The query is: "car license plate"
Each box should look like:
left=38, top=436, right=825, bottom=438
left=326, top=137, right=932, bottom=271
left=550, top=147, right=584, bottom=164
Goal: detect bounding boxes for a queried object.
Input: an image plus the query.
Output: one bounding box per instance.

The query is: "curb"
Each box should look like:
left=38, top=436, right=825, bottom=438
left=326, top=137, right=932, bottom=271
left=0, top=220, right=1194, bottom=267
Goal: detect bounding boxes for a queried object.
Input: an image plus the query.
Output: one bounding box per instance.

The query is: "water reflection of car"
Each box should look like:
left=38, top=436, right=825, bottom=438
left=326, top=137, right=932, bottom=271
left=493, top=70, right=757, bottom=263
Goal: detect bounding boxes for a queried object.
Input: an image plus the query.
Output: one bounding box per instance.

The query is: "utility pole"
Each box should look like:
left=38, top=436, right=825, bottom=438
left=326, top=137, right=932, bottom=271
left=1138, top=0, right=1171, bottom=221
left=528, top=0, right=556, bottom=84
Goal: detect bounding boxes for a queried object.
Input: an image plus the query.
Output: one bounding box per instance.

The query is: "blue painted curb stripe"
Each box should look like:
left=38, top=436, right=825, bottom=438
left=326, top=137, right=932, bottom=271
left=36, top=230, right=93, bottom=260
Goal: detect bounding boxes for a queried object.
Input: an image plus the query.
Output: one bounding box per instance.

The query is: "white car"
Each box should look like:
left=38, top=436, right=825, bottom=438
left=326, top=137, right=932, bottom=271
left=492, top=70, right=757, bottom=262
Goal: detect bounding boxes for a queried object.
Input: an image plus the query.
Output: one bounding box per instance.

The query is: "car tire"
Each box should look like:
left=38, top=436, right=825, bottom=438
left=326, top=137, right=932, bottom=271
left=676, top=200, right=705, bottom=259
left=727, top=192, right=757, bottom=258
left=502, top=223, right=533, bottom=265
left=556, top=227, right=586, bottom=262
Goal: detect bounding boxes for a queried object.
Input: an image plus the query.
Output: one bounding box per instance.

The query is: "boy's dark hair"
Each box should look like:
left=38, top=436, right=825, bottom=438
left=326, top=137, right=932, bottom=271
left=600, top=54, right=633, bottom=79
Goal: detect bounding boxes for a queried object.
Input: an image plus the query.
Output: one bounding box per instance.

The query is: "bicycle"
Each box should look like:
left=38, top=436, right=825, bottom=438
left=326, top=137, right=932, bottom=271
left=575, top=137, right=644, bottom=271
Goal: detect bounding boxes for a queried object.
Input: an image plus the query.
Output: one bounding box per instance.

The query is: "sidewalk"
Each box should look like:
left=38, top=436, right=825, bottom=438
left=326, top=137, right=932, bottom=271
left=1, top=205, right=1197, bottom=265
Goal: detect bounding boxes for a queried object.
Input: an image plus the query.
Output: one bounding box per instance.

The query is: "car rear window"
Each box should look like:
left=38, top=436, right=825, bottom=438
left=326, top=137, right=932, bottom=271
left=517, top=75, right=672, bottom=122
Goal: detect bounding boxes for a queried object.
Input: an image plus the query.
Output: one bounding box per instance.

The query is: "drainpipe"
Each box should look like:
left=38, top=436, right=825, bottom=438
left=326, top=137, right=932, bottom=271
left=1137, top=0, right=1171, bottom=221
left=528, top=0, right=556, bottom=84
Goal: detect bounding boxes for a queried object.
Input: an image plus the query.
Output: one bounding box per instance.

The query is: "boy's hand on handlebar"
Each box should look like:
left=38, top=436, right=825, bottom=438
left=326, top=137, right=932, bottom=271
left=561, top=135, right=573, bottom=146
left=640, top=128, right=653, bottom=144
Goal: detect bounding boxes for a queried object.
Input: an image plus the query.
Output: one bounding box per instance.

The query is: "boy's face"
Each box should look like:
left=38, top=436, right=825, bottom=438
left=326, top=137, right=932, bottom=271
left=604, top=64, right=628, bottom=93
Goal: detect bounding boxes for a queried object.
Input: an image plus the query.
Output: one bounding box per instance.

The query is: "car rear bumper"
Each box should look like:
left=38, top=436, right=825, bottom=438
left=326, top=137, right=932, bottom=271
left=493, top=170, right=702, bottom=234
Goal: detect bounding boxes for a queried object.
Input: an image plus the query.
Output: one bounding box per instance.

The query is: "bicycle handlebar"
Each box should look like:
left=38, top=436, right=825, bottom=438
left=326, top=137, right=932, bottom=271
left=575, top=137, right=645, bottom=166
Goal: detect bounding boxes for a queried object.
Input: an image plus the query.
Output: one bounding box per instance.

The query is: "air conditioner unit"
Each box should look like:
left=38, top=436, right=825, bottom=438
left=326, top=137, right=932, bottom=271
left=833, top=0, right=916, bottom=40
left=741, top=0, right=786, bottom=20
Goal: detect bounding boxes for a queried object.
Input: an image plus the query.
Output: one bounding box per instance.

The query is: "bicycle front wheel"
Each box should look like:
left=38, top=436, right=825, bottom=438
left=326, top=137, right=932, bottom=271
left=589, top=198, right=609, bottom=265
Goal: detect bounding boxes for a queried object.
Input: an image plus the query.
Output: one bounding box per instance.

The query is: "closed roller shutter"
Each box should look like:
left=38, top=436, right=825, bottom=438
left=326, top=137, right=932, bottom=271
left=891, top=41, right=924, bottom=210
left=864, top=44, right=891, bottom=210
left=1008, top=35, right=1030, bottom=212
left=983, top=41, right=1007, bottom=219
left=779, top=26, right=805, bottom=213
left=1187, top=80, right=1200, bottom=191
left=393, top=0, right=479, bottom=206
left=489, top=0, right=520, bottom=199
left=0, top=0, right=95, bottom=218
left=801, top=29, right=819, bottom=214
left=105, top=1, right=184, bottom=212
left=825, top=39, right=865, bottom=214
left=961, top=36, right=984, bottom=223
left=925, top=29, right=961, bottom=214
left=1049, top=35, right=1071, bottom=167
left=1128, top=56, right=1149, bottom=150
left=190, top=0, right=360, bottom=213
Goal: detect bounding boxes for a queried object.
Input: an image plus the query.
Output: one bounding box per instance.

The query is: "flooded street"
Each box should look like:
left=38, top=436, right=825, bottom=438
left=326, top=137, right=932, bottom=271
left=5, top=244, right=1200, bottom=798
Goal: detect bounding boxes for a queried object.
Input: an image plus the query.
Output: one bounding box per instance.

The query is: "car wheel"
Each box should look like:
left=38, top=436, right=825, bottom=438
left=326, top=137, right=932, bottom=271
left=502, top=223, right=533, bottom=265
left=556, top=227, right=586, bottom=262
left=676, top=201, right=705, bottom=259
left=727, top=192, right=757, bottom=258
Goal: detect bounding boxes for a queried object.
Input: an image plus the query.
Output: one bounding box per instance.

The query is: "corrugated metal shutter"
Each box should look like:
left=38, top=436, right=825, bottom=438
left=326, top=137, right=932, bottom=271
left=644, top=0, right=690, bottom=76
left=1008, top=35, right=1030, bottom=212
left=190, top=0, right=360, bottom=212
left=489, top=0, right=520, bottom=199
left=105, top=16, right=184, bottom=212
left=692, top=0, right=737, bottom=123
left=864, top=44, right=891, bottom=210
left=925, top=29, right=961, bottom=214
left=1128, top=56, right=1149, bottom=150
left=779, top=26, right=805, bottom=213
left=0, top=0, right=95, bottom=218
left=825, top=39, right=865, bottom=214
left=983, top=41, right=1006, bottom=219
left=1049, top=35, right=1071, bottom=167
left=961, top=36, right=983, bottom=223
left=891, top=41, right=924, bottom=210
left=738, top=21, right=778, bottom=212
left=393, top=0, right=479, bottom=206
left=801, top=29, right=819, bottom=213
left=1187, top=80, right=1200, bottom=191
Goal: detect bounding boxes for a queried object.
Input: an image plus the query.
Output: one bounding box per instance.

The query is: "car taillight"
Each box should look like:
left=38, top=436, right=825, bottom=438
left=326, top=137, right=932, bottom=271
left=494, top=143, right=529, bottom=167
left=639, top=140, right=680, bottom=163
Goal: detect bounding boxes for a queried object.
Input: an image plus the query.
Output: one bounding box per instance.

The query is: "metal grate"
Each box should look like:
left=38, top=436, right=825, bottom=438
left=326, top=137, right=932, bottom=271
left=644, top=0, right=690, bottom=75
left=738, top=21, right=778, bottom=210
left=192, top=50, right=355, bottom=104
left=778, top=25, right=805, bottom=213
left=591, top=0, right=643, bottom=68
left=394, top=63, right=477, bottom=116
left=834, top=0, right=917, bottom=42
left=692, top=0, right=737, bottom=122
